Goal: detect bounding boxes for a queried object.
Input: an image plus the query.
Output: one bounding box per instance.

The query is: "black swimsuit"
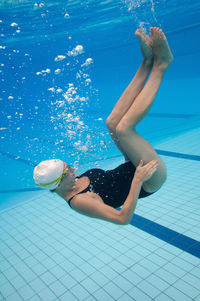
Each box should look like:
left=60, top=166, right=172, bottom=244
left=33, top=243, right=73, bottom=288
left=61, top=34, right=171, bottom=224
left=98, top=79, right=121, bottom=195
left=67, top=161, right=154, bottom=209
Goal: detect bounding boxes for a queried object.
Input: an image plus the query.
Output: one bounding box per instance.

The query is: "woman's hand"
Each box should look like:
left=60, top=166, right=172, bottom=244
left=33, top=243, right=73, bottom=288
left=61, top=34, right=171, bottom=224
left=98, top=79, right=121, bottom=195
left=134, top=159, right=159, bottom=183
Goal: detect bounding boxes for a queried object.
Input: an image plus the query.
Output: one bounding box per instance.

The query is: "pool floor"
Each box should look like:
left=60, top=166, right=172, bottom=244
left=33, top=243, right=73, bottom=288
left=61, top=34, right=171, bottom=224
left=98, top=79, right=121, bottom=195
left=0, top=127, right=200, bottom=301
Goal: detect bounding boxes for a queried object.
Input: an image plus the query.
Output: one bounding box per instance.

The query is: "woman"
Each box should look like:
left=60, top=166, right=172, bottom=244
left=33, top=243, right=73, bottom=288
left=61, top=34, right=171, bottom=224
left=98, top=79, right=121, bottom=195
left=33, top=27, right=173, bottom=225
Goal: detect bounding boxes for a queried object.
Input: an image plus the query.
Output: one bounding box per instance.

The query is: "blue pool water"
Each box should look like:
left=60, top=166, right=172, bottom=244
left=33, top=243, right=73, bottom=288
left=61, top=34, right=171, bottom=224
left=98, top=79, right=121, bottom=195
left=0, top=1, right=200, bottom=300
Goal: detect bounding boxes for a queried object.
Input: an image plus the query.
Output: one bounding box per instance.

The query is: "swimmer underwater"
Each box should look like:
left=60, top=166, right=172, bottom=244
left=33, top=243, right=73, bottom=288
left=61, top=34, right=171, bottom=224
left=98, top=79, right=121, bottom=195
left=33, top=27, right=173, bottom=225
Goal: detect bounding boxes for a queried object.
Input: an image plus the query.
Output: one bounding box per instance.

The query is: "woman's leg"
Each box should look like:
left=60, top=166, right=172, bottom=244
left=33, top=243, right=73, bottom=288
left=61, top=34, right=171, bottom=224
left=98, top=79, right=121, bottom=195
left=106, top=30, right=153, bottom=160
left=116, top=27, right=173, bottom=192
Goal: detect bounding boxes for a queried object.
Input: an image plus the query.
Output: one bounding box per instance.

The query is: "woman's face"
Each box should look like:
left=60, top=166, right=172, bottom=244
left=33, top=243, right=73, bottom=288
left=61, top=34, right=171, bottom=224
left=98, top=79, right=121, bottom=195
left=58, top=162, right=76, bottom=190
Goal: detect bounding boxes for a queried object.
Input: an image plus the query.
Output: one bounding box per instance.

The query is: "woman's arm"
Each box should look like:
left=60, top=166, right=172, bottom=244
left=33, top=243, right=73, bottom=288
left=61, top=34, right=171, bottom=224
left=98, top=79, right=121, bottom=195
left=70, top=194, right=125, bottom=225
left=120, top=177, right=143, bottom=224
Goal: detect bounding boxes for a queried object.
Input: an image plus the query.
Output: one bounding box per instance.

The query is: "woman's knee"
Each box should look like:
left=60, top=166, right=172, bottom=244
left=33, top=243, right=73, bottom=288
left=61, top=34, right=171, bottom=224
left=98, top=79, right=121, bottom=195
left=116, top=121, right=132, bottom=138
left=106, top=115, right=118, bottom=131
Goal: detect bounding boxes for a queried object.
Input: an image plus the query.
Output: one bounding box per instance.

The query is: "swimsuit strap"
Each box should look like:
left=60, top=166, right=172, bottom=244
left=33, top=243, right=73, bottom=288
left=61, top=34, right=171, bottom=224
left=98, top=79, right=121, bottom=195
left=67, top=196, right=74, bottom=207
left=67, top=175, right=83, bottom=207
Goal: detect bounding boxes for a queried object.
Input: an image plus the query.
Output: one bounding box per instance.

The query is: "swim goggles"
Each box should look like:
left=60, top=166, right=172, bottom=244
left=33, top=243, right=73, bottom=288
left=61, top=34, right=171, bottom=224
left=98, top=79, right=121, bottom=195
left=38, top=167, right=68, bottom=188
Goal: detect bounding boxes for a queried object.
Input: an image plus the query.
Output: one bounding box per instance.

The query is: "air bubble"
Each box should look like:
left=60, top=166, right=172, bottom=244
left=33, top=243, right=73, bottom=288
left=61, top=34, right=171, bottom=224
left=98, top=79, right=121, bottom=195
left=48, top=87, right=55, bottom=92
left=81, top=58, right=93, bottom=67
left=54, top=69, right=61, bottom=75
left=54, top=55, right=66, bottom=62
left=85, top=79, right=91, bottom=85
left=67, top=45, right=84, bottom=57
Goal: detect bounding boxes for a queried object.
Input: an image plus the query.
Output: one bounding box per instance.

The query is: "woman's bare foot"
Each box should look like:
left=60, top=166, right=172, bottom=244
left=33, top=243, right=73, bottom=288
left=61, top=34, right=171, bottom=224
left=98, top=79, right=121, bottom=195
left=135, top=29, right=153, bottom=65
left=150, top=27, right=173, bottom=72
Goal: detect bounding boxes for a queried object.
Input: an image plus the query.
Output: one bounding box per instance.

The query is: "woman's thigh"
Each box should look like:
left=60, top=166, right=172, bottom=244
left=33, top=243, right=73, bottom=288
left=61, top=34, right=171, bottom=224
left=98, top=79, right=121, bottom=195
left=116, top=128, right=167, bottom=193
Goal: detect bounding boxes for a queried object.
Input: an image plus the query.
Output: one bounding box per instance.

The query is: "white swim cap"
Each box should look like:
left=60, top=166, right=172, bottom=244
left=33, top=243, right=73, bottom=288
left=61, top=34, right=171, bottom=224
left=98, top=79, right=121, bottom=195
left=33, top=159, right=65, bottom=190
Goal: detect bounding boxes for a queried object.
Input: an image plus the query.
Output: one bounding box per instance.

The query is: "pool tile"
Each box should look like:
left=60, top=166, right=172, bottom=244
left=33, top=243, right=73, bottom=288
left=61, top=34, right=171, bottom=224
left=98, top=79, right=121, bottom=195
left=0, top=281, right=15, bottom=298
left=40, top=271, right=57, bottom=286
left=90, top=270, right=110, bottom=287
left=164, top=286, right=191, bottom=301
left=81, top=277, right=100, bottom=294
left=103, top=282, right=124, bottom=299
left=154, top=268, right=178, bottom=285
left=31, top=263, right=47, bottom=275
left=10, top=274, right=27, bottom=290
left=50, top=280, right=67, bottom=297
left=93, top=288, right=115, bottom=301
left=128, top=286, right=152, bottom=300
left=130, top=263, right=151, bottom=278
left=162, top=262, right=186, bottom=278
left=18, top=284, right=35, bottom=300
left=5, top=291, right=23, bottom=301
left=173, top=279, right=199, bottom=299
left=145, top=274, right=170, bottom=291
left=155, top=293, right=175, bottom=301
left=59, top=273, right=77, bottom=289
left=78, top=262, right=96, bottom=276
left=122, top=269, right=143, bottom=285
left=50, top=265, right=66, bottom=279
left=182, top=272, right=200, bottom=289
left=112, top=275, right=133, bottom=292
left=84, top=296, right=98, bottom=301
left=37, top=286, right=57, bottom=301
left=118, top=293, right=135, bottom=301
left=70, top=284, right=90, bottom=301
left=29, top=277, right=46, bottom=292
left=99, top=265, right=118, bottom=280
left=137, top=280, right=161, bottom=299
